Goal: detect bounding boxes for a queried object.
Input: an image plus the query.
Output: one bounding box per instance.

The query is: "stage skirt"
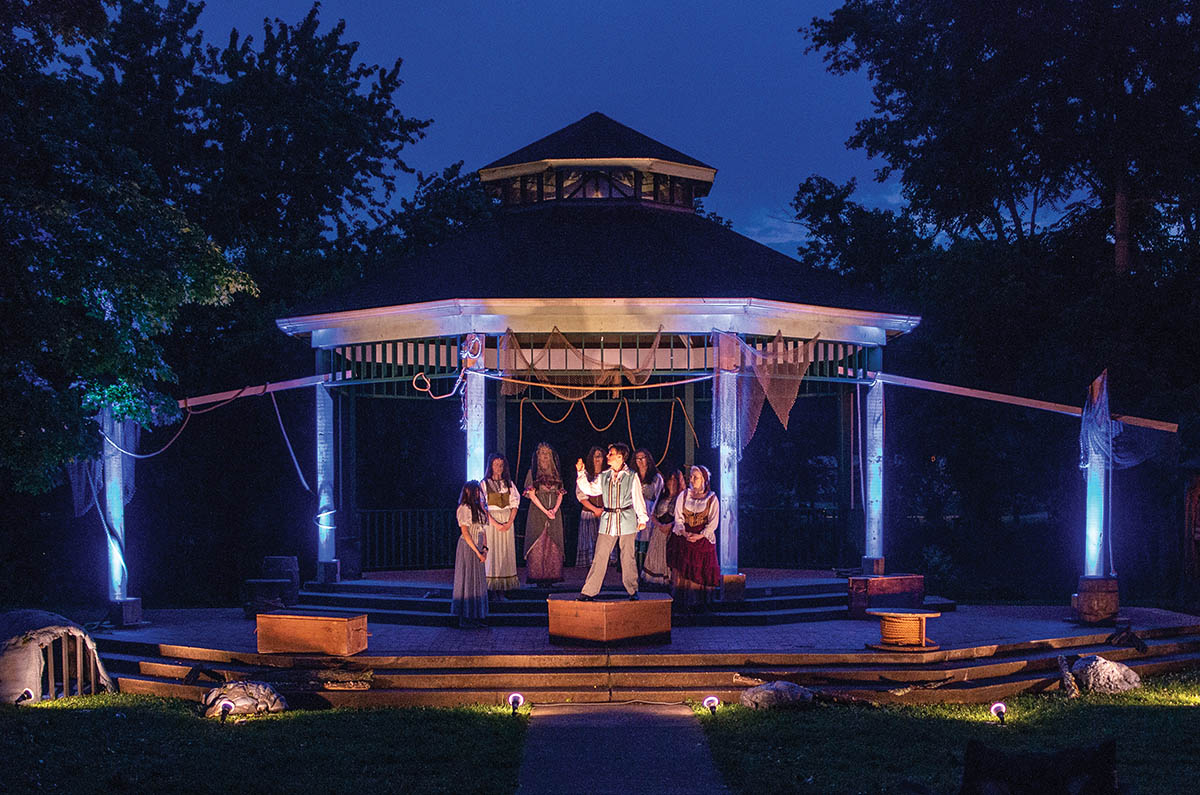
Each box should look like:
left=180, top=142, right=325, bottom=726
left=641, top=523, right=671, bottom=585
left=451, top=531, right=488, bottom=626
left=526, top=531, right=564, bottom=584
left=484, top=519, right=519, bottom=592
left=675, top=536, right=720, bottom=587
left=576, top=511, right=599, bottom=567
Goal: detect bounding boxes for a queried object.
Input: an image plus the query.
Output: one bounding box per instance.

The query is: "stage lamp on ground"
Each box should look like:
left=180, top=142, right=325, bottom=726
left=219, top=699, right=234, bottom=724
left=703, top=696, right=720, bottom=716
left=990, top=702, right=1007, bottom=725
left=508, top=693, right=524, bottom=715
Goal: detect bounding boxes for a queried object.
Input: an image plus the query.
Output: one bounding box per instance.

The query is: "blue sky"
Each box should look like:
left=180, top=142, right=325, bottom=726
left=197, top=0, right=896, bottom=255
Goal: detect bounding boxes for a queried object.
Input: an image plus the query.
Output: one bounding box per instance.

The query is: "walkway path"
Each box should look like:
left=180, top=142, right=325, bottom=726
left=515, top=703, right=729, bottom=794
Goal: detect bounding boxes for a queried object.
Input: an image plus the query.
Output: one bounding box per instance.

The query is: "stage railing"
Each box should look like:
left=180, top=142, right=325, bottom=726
left=360, top=505, right=845, bottom=572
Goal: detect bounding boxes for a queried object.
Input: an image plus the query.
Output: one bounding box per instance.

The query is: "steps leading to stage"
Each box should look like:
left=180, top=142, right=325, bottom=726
left=95, top=622, right=1200, bottom=708
left=291, top=576, right=909, bottom=626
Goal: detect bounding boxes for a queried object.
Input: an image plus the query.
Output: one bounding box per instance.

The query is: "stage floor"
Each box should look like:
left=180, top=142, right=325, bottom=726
left=95, top=602, right=1199, bottom=658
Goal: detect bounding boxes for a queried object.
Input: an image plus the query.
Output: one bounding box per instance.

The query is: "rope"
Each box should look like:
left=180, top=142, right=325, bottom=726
left=480, top=371, right=712, bottom=392
left=100, top=411, right=191, bottom=460
left=525, top=398, right=576, bottom=425
left=580, top=400, right=624, bottom=432
left=87, top=468, right=127, bottom=591
left=184, top=386, right=249, bottom=414
left=270, top=393, right=313, bottom=493
left=412, top=371, right=466, bottom=400
left=878, top=614, right=927, bottom=647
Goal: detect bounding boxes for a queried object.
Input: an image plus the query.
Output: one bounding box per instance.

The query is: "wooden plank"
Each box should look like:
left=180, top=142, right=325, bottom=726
left=177, top=373, right=338, bottom=409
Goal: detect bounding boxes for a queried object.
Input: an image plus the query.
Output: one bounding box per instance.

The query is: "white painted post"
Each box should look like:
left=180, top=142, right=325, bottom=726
left=715, top=334, right=739, bottom=576
left=100, top=406, right=127, bottom=602
left=315, top=350, right=338, bottom=582
left=463, top=333, right=485, bottom=482
left=1084, top=445, right=1106, bottom=577
left=863, top=379, right=885, bottom=572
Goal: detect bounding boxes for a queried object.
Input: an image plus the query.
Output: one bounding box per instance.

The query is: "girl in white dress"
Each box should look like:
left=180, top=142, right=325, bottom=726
left=483, top=453, right=520, bottom=594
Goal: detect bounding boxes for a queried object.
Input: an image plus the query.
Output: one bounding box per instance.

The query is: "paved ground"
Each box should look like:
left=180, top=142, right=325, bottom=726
left=515, top=703, right=728, bottom=795
left=90, top=603, right=1200, bottom=657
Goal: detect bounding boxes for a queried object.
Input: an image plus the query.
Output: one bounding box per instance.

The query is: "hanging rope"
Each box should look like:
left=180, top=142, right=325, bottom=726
left=270, top=392, right=313, bottom=493
left=481, top=371, right=712, bottom=392
left=412, top=370, right=466, bottom=400
left=87, top=468, right=127, bottom=590
left=516, top=397, right=577, bottom=475
left=579, top=399, right=625, bottom=432
left=100, top=411, right=190, bottom=460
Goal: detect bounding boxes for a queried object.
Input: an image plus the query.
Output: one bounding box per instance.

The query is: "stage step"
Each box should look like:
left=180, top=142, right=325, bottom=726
left=95, top=623, right=1200, bottom=708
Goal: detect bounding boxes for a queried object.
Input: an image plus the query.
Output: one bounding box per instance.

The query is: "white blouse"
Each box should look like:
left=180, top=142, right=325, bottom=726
left=673, top=491, right=719, bottom=544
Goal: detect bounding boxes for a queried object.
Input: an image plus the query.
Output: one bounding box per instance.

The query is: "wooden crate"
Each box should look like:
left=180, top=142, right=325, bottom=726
left=547, top=594, right=671, bottom=645
left=256, top=612, right=368, bottom=655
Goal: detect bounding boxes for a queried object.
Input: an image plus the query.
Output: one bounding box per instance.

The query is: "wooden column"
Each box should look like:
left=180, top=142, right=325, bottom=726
left=863, top=379, right=885, bottom=573
left=315, top=349, right=338, bottom=582
left=463, top=333, right=485, bottom=481
left=715, top=333, right=739, bottom=576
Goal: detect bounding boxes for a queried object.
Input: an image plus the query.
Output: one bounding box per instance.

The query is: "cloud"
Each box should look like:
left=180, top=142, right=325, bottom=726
left=738, top=209, right=809, bottom=252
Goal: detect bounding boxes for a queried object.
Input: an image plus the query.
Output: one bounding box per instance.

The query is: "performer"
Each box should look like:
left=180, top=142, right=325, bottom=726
left=574, top=446, right=605, bottom=568
left=483, top=453, right=520, bottom=594
left=523, top=442, right=566, bottom=584
left=642, top=468, right=684, bottom=587
left=575, top=443, right=648, bottom=601
left=672, top=465, right=721, bottom=612
left=451, top=481, right=489, bottom=627
left=632, top=448, right=663, bottom=575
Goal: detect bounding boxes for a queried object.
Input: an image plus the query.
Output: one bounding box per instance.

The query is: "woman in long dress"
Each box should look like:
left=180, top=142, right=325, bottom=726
left=632, top=448, right=663, bottom=575
left=451, top=481, right=489, bottom=627
left=574, top=446, right=605, bottom=568
left=523, top=442, right=565, bottom=584
left=672, top=465, right=721, bottom=612
left=642, top=468, right=684, bottom=587
left=483, top=453, right=520, bottom=594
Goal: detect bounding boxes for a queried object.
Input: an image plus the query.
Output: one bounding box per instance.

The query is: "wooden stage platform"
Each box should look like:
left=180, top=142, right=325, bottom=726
left=95, top=600, right=1200, bottom=709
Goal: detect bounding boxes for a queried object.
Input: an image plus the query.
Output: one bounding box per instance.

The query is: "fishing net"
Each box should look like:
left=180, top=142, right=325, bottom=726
left=498, top=326, right=663, bottom=401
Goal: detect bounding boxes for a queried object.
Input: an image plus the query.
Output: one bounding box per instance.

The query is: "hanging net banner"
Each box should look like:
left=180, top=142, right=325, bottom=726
left=66, top=417, right=139, bottom=519
left=710, top=330, right=820, bottom=458
left=498, top=326, right=664, bottom=401
left=1079, top=370, right=1168, bottom=474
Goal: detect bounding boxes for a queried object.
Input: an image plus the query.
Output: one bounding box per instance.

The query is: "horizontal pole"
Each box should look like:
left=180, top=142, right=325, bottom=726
left=178, top=373, right=339, bottom=409
left=875, top=372, right=1178, bottom=433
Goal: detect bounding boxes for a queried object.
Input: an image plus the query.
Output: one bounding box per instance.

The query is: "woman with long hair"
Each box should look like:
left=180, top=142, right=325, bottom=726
left=451, top=481, right=489, bottom=627
left=483, top=453, right=520, bottom=594
left=672, top=465, right=721, bottom=612
left=643, top=468, right=684, bottom=587
left=523, top=442, right=566, bottom=584
left=574, top=446, right=605, bottom=568
left=632, top=448, right=663, bottom=575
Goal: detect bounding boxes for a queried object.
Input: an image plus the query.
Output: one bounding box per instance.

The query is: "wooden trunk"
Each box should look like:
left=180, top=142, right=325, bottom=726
left=256, top=612, right=368, bottom=655
left=848, top=574, right=925, bottom=619
left=720, top=573, right=746, bottom=602
left=547, top=594, right=671, bottom=645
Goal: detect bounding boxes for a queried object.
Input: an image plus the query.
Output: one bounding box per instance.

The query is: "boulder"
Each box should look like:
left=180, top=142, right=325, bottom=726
left=203, top=680, right=288, bottom=718
left=1071, top=655, right=1141, bottom=694
left=739, top=680, right=815, bottom=709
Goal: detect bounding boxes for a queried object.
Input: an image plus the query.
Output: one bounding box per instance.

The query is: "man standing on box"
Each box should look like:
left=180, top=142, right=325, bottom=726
left=575, top=443, right=648, bottom=601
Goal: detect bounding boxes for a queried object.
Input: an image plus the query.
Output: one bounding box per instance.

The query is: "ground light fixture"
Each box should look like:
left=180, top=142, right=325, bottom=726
left=703, top=696, right=720, bottom=716
left=219, top=699, right=235, bottom=724
left=990, top=702, right=1007, bottom=725
left=508, top=693, right=524, bottom=715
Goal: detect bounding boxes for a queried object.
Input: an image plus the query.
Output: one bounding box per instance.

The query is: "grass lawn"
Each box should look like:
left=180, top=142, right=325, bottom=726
left=0, top=694, right=527, bottom=794
left=696, top=670, right=1200, bottom=794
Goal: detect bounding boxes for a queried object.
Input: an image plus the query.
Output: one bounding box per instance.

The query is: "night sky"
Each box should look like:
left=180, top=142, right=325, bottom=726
left=196, top=0, right=890, bottom=254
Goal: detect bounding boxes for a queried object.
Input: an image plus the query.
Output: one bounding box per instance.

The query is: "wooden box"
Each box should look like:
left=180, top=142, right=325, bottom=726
left=547, top=594, right=671, bottom=645
left=256, top=612, right=368, bottom=655
left=848, top=574, right=925, bottom=619
left=720, top=573, right=747, bottom=602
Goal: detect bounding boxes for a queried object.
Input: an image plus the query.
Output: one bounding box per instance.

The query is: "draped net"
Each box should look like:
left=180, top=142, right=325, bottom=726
left=498, top=327, right=663, bottom=401
left=711, top=330, right=820, bottom=458
left=1078, top=370, right=1164, bottom=474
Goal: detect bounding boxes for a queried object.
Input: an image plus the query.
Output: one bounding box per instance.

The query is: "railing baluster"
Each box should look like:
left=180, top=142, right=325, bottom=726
left=44, top=644, right=54, bottom=700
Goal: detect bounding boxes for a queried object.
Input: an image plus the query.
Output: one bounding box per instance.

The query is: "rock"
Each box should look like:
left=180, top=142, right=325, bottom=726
left=1071, top=655, right=1141, bottom=694
left=739, top=680, right=815, bottom=709
left=202, top=680, right=288, bottom=718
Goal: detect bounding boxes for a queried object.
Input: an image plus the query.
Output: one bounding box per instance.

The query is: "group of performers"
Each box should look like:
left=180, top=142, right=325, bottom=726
left=449, top=441, right=722, bottom=627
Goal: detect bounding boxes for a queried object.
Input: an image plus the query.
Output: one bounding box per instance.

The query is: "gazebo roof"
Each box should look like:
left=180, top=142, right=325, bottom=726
left=482, top=111, right=714, bottom=171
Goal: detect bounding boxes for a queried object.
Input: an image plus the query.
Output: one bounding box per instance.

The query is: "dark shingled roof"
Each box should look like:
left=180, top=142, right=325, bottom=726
left=297, top=203, right=908, bottom=317
left=482, top=112, right=714, bottom=171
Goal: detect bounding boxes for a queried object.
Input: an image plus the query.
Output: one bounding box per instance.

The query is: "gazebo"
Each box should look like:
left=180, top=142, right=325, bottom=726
left=276, top=112, right=921, bottom=584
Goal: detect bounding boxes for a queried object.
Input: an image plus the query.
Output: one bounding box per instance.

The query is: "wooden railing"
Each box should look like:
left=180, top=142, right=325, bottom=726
left=34, top=634, right=106, bottom=701
left=360, top=505, right=847, bottom=572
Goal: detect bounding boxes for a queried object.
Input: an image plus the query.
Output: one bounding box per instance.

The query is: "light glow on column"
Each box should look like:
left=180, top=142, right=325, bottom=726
left=1084, top=447, right=1105, bottom=577
left=101, top=406, right=127, bottom=601
left=864, top=380, right=884, bottom=560
left=716, top=368, right=738, bottom=576
left=465, top=369, right=485, bottom=481
left=315, top=377, right=336, bottom=563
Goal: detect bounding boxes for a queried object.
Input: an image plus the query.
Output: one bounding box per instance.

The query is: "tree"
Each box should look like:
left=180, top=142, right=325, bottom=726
left=0, top=0, right=256, bottom=493
left=804, top=0, right=1200, bottom=270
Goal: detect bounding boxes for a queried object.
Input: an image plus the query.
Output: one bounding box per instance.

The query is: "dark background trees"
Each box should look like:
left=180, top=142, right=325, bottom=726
left=797, top=0, right=1200, bottom=602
